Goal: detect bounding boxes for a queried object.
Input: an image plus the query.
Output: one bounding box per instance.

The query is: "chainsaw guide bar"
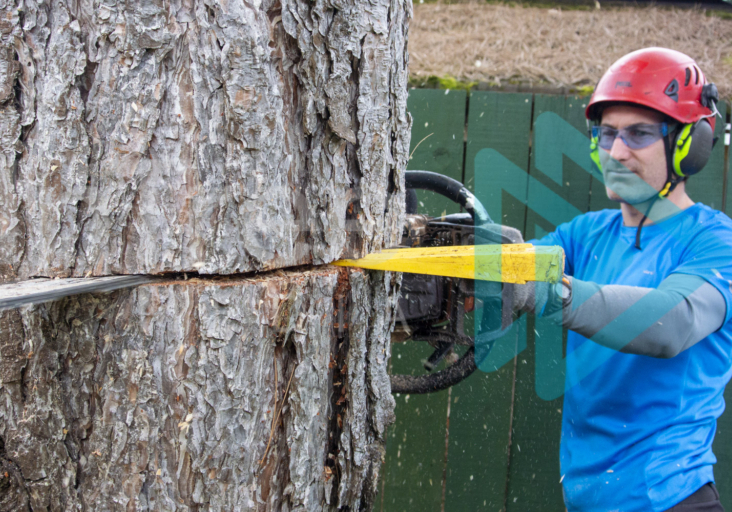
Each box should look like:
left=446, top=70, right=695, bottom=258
left=0, top=275, right=157, bottom=311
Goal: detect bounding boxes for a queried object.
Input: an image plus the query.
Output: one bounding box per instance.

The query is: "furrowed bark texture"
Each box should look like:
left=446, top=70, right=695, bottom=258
left=0, top=0, right=409, bottom=509
left=0, top=0, right=410, bottom=282
left=0, top=268, right=398, bottom=511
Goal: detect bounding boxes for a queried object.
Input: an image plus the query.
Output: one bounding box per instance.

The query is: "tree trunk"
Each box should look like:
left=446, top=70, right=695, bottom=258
left=0, top=0, right=410, bottom=510
left=0, top=268, right=398, bottom=511
left=0, top=0, right=410, bottom=280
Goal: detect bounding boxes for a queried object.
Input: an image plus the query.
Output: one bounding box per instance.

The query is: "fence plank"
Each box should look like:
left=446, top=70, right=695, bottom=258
left=686, top=101, right=728, bottom=211
left=407, top=89, right=468, bottom=218
left=505, top=316, right=566, bottom=511
left=381, top=342, right=450, bottom=512
left=504, top=95, right=593, bottom=511
left=526, top=94, right=593, bottom=230
left=444, top=359, right=519, bottom=512
left=380, top=88, right=467, bottom=511
left=443, top=91, right=533, bottom=512
left=464, top=91, right=532, bottom=229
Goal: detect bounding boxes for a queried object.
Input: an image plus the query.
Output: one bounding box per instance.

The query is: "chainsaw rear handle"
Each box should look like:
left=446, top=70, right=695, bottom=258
left=405, top=170, right=492, bottom=225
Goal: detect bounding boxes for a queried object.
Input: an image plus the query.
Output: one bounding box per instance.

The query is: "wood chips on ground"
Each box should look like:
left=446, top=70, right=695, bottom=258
left=410, top=3, right=732, bottom=99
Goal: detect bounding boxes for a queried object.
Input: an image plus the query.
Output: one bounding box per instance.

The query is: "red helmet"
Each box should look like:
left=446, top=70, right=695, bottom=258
left=586, top=48, right=716, bottom=131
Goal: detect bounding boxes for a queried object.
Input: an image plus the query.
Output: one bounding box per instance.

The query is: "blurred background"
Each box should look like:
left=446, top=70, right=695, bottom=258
left=381, top=2, right=732, bottom=511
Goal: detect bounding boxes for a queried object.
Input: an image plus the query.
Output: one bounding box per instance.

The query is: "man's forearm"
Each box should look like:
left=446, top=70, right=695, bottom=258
left=560, top=274, right=726, bottom=358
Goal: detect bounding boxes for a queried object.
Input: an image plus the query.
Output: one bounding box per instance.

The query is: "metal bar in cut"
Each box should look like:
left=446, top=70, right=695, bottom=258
left=0, top=275, right=157, bottom=311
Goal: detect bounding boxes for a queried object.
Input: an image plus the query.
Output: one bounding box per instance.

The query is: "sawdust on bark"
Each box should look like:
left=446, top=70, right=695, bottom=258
left=410, top=3, right=732, bottom=98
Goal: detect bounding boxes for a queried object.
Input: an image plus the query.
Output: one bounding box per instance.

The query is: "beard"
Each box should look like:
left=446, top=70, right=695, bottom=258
left=601, top=157, right=662, bottom=205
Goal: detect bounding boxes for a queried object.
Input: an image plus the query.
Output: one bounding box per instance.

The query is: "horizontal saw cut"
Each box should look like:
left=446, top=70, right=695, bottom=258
left=333, top=244, right=564, bottom=284
left=0, top=244, right=563, bottom=311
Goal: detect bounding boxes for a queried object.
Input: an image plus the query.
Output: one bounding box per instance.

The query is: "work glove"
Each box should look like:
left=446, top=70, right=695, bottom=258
left=493, top=225, right=531, bottom=314
left=492, top=225, right=571, bottom=317
left=508, top=278, right=571, bottom=319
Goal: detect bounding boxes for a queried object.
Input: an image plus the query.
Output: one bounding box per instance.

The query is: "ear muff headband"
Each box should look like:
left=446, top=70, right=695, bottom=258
left=672, top=120, right=713, bottom=178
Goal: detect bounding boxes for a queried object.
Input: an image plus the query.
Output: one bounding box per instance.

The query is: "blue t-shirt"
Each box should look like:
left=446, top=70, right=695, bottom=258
left=533, top=203, right=732, bottom=512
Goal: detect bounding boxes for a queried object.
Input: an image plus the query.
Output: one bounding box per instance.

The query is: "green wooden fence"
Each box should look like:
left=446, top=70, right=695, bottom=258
left=380, top=89, right=732, bottom=512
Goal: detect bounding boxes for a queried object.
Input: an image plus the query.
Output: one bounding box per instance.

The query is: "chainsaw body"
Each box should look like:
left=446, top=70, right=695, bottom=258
left=390, top=172, right=517, bottom=394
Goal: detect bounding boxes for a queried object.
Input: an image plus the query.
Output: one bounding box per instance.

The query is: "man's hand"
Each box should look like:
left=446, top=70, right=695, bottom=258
left=494, top=225, right=567, bottom=316
left=507, top=279, right=569, bottom=317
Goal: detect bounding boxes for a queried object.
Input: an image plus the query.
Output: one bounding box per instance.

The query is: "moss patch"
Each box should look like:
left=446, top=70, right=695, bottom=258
left=409, top=74, right=478, bottom=91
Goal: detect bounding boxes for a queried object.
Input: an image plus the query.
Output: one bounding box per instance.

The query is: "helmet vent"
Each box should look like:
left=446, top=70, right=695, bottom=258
left=684, top=68, right=691, bottom=86
left=664, top=79, right=679, bottom=102
left=694, top=66, right=700, bottom=85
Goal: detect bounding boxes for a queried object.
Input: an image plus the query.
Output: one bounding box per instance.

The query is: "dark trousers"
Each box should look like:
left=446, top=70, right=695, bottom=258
left=664, top=483, right=725, bottom=512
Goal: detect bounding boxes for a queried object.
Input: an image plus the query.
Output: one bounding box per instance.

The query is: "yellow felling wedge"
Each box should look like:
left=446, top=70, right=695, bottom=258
left=332, top=244, right=564, bottom=284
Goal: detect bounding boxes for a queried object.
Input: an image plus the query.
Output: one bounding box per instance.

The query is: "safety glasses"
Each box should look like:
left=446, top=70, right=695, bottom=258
left=591, top=123, right=670, bottom=150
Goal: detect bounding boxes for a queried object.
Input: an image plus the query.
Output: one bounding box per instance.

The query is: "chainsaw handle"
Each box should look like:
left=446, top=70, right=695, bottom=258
left=390, top=347, right=476, bottom=395
left=405, top=170, right=492, bottom=225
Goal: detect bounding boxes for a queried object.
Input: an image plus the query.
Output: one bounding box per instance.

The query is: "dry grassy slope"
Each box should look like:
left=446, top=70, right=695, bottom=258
left=410, top=3, right=732, bottom=99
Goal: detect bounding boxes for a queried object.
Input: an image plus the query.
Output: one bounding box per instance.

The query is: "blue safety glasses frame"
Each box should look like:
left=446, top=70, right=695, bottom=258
left=591, top=122, right=670, bottom=151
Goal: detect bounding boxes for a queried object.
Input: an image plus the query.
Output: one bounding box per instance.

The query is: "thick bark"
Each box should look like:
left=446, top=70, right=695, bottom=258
left=0, top=268, right=398, bottom=511
left=0, top=0, right=409, bottom=281
left=0, top=0, right=409, bottom=510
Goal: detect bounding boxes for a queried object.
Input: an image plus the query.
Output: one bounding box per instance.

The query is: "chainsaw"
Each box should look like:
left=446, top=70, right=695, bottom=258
left=389, top=170, right=523, bottom=395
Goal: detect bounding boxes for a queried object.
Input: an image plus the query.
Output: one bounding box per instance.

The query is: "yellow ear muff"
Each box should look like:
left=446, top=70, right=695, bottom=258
left=673, top=124, right=694, bottom=178
left=590, top=135, right=601, bottom=173
left=671, top=120, right=713, bottom=178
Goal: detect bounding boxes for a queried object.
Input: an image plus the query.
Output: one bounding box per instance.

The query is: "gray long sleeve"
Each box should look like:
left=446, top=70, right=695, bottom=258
left=561, top=274, right=726, bottom=358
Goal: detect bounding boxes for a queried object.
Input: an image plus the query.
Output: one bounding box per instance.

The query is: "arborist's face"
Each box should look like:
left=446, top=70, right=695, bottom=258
left=599, top=105, right=668, bottom=204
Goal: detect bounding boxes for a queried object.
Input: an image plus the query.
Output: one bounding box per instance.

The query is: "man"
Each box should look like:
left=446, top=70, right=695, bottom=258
left=520, top=48, right=732, bottom=511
